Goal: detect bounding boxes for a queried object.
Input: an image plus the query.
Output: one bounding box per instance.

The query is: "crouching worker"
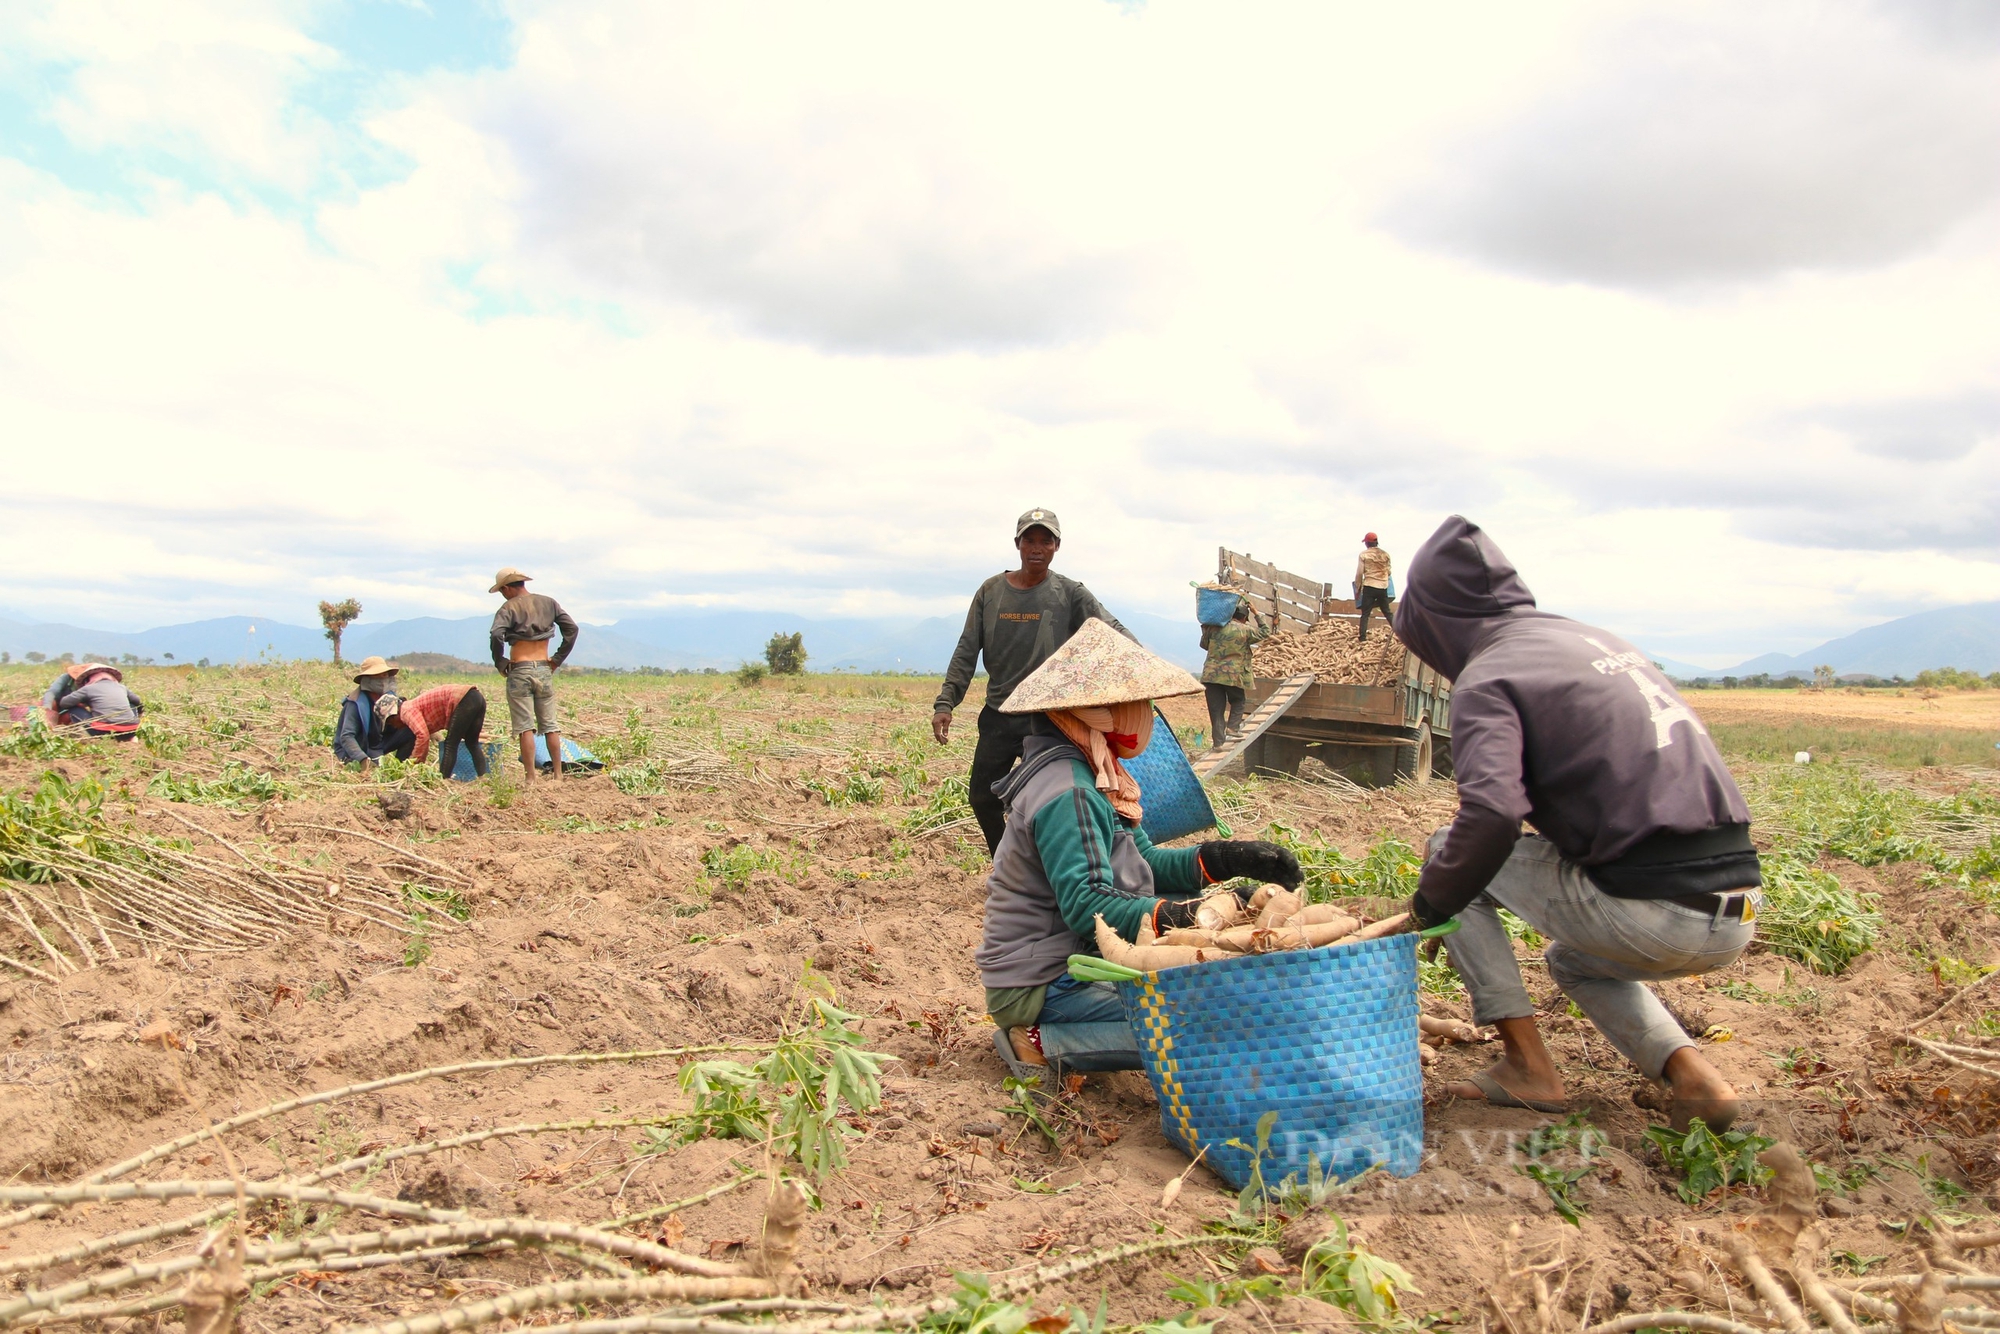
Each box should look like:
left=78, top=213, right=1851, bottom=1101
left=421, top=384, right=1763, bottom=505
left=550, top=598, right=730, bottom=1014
left=976, top=619, right=1303, bottom=1080
left=378, top=684, right=489, bottom=779
left=332, top=657, right=412, bottom=765
left=43, top=663, right=144, bottom=738
left=1394, top=517, right=1760, bottom=1131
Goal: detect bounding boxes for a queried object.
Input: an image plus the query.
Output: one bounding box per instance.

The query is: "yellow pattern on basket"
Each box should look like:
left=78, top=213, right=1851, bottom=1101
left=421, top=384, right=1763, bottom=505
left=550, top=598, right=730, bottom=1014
left=1133, top=974, right=1199, bottom=1151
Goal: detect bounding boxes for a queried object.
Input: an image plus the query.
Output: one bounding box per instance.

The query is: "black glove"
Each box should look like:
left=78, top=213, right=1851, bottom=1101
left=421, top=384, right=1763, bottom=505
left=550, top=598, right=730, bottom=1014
left=1406, top=890, right=1451, bottom=932
left=1152, top=898, right=1204, bottom=932
left=1196, top=840, right=1302, bottom=891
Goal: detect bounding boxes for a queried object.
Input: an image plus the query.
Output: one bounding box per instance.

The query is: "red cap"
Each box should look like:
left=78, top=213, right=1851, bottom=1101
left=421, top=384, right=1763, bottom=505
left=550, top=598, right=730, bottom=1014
left=1363, top=532, right=1377, bottom=543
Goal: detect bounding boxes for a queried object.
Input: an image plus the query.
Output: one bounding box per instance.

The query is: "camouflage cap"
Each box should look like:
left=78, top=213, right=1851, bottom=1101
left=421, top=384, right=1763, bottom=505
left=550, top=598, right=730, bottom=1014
left=1015, top=507, right=1061, bottom=540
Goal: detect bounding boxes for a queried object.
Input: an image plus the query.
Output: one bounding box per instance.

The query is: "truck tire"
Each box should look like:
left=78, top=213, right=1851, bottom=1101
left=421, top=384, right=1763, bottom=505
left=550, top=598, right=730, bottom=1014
left=1395, top=720, right=1434, bottom=786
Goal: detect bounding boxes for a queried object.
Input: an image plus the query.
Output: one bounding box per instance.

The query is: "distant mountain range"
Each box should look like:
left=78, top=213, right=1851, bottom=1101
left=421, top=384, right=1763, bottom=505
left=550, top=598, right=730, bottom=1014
left=3, top=600, right=1994, bottom=682
left=1641, top=601, right=2000, bottom=680
left=0, top=607, right=1210, bottom=676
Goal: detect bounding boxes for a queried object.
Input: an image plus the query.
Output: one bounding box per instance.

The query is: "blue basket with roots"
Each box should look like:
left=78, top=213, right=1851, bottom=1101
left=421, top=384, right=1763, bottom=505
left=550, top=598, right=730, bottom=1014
left=1196, top=586, right=1243, bottom=627
left=1080, top=934, right=1431, bottom=1191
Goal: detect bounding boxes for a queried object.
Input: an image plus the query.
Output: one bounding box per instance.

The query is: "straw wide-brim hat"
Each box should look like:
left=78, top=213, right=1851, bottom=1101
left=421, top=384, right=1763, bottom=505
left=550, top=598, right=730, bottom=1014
left=489, top=567, right=533, bottom=593
left=72, top=662, right=119, bottom=682
left=999, top=619, right=1204, bottom=714
left=350, top=655, right=399, bottom=682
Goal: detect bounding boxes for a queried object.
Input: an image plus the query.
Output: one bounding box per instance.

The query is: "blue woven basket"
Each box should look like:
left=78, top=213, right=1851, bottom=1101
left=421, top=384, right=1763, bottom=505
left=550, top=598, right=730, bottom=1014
left=1123, top=707, right=1217, bottom=844
left=1196, top=587, right=1242, bottom=627
left=1115, top=936, right=1424, bottom=1190
left=451, top=736, right=602, bottom=781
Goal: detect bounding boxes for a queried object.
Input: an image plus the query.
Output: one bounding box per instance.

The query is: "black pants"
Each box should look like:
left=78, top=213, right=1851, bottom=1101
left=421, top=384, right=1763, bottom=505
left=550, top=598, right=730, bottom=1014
left=1204, top=683, right=1245, bottom=745
left=1357, top=586, right=1394, bottom=641
left=969, top=706, right=1033, bottom=855
left=438, top=689, right=489, bottom=778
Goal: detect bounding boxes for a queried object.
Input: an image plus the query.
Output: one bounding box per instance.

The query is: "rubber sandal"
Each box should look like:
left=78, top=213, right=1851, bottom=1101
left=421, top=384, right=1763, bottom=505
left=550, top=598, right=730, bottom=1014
left=991, top=1028, right=1047, bottom=1085
left=1462, top=1069, right=1566, bottom=1114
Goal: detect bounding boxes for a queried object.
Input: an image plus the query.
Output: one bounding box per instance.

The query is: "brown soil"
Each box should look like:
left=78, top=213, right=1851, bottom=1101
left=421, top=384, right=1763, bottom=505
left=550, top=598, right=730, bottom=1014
left=2, top=666, right=1998, bottom=1330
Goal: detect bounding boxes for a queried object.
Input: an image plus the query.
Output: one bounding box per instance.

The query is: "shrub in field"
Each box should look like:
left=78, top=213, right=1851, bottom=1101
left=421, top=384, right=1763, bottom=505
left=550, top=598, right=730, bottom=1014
left=763, top=631, right=807, bottom=675
left=735, top=662, right=767, bottom=687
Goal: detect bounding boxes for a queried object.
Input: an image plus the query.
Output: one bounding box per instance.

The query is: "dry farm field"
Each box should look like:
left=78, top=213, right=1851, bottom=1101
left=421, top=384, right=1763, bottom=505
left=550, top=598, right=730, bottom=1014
left=1686, top=687, right=2000, bottom=770
left=3, top=662, right=2000, bottom=1333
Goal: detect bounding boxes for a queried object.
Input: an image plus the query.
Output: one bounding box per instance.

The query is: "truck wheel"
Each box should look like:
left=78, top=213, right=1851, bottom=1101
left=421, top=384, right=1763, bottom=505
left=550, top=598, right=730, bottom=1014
left=1396, top=721, right=1434, bottom=786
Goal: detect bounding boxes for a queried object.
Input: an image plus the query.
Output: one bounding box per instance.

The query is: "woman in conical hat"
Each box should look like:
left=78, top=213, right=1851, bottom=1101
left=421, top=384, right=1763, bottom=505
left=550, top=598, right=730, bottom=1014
left=974, top=619, right=1303, bottom=1080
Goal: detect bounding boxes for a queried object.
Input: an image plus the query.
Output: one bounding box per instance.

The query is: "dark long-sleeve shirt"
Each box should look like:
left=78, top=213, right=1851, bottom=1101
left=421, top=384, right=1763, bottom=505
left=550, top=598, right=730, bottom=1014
left=489, top=593, right=578, bottom=672
left=934, top=572, right=1132, bottom=713
left=1397, top=516, right=1758, bottom=920
left=333, top=689, right=400, bottom=763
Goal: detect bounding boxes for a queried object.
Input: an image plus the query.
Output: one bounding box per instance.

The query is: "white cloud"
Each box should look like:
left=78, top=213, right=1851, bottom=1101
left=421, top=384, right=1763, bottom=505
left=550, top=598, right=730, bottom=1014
left=1, top=0, right=1997, bottom=663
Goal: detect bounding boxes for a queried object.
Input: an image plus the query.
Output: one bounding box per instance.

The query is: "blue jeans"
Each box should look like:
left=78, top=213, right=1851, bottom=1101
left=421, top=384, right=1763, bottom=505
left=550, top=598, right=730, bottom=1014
left=1037, top=976, right=1143, bottom=1072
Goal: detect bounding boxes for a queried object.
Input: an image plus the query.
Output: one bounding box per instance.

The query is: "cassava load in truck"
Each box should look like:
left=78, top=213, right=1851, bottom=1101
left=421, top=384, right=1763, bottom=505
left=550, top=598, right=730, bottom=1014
left=1219, top=547, right=1453, bottom=785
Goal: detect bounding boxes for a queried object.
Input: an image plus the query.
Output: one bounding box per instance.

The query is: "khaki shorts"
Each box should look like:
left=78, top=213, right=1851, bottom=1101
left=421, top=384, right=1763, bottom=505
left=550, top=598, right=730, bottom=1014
left=505, top=661, right=559, bottom=736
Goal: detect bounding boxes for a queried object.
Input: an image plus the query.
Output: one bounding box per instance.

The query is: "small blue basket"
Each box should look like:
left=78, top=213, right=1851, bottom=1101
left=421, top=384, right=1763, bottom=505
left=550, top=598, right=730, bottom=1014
left=1196, top=587, right=1243, bottom=627
left=1114, top=936, right=1425, bottom=1190
left=1123, top=707, right=1217, bottom=844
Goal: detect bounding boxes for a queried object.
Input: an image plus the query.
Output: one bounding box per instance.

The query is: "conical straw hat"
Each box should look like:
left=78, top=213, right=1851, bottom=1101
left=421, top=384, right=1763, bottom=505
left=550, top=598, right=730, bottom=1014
left=999, top=618, right=1204, bottom=714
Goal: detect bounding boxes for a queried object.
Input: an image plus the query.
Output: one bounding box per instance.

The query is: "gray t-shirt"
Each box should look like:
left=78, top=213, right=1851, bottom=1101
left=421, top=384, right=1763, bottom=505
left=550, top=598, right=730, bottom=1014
left=934, top=572, right=1132, bottom=713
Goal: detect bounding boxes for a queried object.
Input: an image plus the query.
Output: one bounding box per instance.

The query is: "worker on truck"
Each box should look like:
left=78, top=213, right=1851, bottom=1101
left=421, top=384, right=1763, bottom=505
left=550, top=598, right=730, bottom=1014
left=489, top=567, right=578, bottom=783
left=1354, top=532, right=1394, bottom=642
left=934, top=508, right=1136, bottom=856
left=1199, top=598, right=1270, bottom=746
left=1394, top=516, right=1759, bottom=1131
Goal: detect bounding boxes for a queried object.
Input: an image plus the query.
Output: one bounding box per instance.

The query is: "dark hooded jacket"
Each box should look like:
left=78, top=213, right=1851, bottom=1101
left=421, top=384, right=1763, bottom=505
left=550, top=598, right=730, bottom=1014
left=1398, top=517, right=1758, bottom=921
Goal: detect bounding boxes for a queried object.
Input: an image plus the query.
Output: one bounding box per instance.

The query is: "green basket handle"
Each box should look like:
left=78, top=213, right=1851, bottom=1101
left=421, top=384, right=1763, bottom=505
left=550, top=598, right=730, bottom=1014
left=1068, top=918, right=1456, bottom=984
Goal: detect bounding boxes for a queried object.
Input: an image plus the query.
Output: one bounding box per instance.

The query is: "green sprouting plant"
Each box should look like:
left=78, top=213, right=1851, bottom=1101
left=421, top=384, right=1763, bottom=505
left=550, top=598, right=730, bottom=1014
left=668, top=976, right=891, bottom=1177
left=1812, top=1159, right=1882, bottom=1196
left=1265, top=824, right=1422, bottom=903
left=1222, top=1111, right=1284, bottom=1226
left=904, top=774, right=973, bottom=835
left=1756, top=857, right=1883, bottom=974
left=1831, top=1251, right=1889, bottom=1276
left=1300, top=1215, right=1420, bottom=1325
left=999, top=1075, right=1060, bottom=1147
left=402, top=914, right=432, bottom=966
left=140, top=719, right=187, bottom=758
left=1516, top=1114, right=1605, bottom=1225
left=589, top=708, right=656, bottom=765
left=1933, top=957, right=1993, bottom=987
left=304, top=720, right=336, bottom=748
left=1417, top=951, right=1465, bottom=998
left=0, top=723, right=82, bottom=760
left=1644, top=1122, right=1775, bottom=1204
left=486, top=769, right=517, bottom=809
left=205, top=715, right=242, bottom=739
left=699, top=842, right=801, bottom=890
left=376, top=755, right=445, bottom=790
left=1972, top=1010, right=2000, bottom=1038
left=1881, top=1153, right=1970, bottom=1209
left=668, top=1062, right=772, bottom=1145
left=147, top=761, right=292, bottom=807
left=402, top=883, right=471, bottom=922
left=1166, top=1271, right=1286, bottom=1311
left=803, top=768, right=884, bottom=807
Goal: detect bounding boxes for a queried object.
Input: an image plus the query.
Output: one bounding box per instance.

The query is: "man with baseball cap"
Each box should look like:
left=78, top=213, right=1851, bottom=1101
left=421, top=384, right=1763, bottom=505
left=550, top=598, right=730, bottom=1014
left=489, top=568, right=579, bottom=782
left=1354, top=532, right=1394, bottom=643
left=934, top=508, right=1136, bottom=854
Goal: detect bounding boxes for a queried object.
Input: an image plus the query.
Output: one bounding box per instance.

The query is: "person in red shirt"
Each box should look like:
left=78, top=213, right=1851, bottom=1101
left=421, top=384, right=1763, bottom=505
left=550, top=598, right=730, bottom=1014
left=381, top=683, right=488, bottom=778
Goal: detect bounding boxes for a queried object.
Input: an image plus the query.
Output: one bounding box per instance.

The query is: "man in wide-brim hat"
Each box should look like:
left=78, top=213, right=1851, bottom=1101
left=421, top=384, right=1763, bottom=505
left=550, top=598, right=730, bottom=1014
left=332, top=656, right=413, bottom=766
left=975, top=619, right=1304, bottom=1079
left=41, top=662, right=144, bottom=738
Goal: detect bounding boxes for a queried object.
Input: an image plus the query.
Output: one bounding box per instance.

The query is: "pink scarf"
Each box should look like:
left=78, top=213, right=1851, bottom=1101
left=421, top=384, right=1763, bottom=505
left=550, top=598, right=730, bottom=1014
left=1048, top=701, right=1154, bottom=823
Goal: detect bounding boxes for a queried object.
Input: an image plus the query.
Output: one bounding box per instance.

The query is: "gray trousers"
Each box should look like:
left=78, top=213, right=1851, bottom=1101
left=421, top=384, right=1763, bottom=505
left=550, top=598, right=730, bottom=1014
left=1434, top=832, right=1754, bottom=1080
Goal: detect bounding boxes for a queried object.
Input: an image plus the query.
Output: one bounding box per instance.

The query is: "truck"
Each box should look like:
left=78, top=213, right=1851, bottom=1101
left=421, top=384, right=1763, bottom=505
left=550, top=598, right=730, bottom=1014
left=1196, top=547, right=1454, bottom=786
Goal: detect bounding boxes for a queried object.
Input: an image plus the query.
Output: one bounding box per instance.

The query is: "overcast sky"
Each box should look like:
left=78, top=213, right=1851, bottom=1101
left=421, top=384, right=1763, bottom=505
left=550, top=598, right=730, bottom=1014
left=2, top=0, right=1995, bottom=667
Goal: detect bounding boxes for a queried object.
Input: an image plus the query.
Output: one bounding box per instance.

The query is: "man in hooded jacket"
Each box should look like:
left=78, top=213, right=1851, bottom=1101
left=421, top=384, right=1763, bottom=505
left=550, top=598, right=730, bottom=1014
left=1395, top=517, right=1759, bottom=1130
